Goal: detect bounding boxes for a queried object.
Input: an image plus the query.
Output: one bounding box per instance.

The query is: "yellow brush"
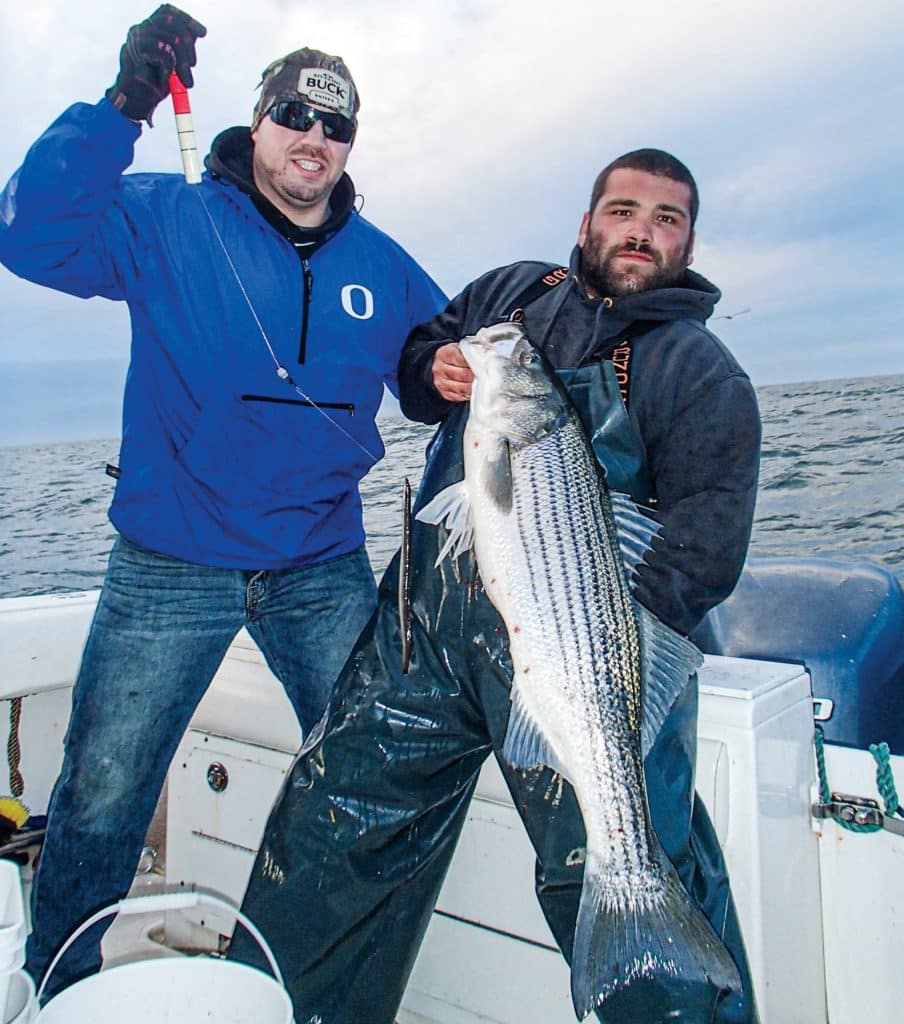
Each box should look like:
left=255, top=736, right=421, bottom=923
left=0, top=797, right=29, bottom=830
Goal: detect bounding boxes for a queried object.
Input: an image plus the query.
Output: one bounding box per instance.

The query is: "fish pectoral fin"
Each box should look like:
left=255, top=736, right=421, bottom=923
left=482, top=439, right=513, bottom=514
left=638, top=605, right=705, bottom=759
left=501, top=685, right=571, bottom=781
left=610, top=491, right=660, bottom=575
left=416, top=481, right=474, bottom=567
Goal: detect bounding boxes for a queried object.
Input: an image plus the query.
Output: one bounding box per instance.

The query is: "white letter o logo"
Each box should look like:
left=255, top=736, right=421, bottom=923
left=341, top=284, right=374, bottom=320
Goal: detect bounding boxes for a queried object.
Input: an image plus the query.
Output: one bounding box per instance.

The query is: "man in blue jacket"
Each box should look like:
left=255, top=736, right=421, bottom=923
left=0, top=4, right=445, bottom=997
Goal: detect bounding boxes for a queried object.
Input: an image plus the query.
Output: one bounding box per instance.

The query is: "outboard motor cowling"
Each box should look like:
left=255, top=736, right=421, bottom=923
left=692, top=557, right=904, bottom=754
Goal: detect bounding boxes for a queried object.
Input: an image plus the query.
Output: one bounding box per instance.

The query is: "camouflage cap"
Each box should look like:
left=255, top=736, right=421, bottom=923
left=252, top=48, right=360, bottom=131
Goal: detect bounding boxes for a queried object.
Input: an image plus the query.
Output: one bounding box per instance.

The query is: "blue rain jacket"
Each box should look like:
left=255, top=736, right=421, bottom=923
left=0, top=99, right=446, bottom=568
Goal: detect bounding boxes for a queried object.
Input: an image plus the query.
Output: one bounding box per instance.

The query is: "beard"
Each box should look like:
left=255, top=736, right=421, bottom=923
left=580, top=233, right=690, bottom=297
left=253, top=144, right=338, bottom=213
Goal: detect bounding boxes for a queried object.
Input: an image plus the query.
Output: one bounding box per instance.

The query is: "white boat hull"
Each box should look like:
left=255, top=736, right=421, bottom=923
left=1, top=591, right=902, bottom=1023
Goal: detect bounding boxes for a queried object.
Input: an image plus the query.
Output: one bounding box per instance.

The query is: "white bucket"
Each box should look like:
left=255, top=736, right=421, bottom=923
left=0, top=862, right=27, bottom=1020
left=36, top=891, right=294, bottom=1023
left=3, top=971, right=36, bottom=1024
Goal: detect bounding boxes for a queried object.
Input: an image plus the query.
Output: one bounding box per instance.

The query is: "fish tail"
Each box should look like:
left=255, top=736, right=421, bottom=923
left=570, top=853, right=742, bottom=1020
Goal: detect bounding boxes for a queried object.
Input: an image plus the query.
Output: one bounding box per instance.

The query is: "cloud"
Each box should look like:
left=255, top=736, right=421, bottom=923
left=0, top=0, right=902, bottom=404
left=696, top=230, right=903, bottom=318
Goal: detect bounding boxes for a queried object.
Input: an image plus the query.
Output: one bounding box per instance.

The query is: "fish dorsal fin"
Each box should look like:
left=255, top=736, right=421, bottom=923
left=502, top=683, right=572, bottom=782
left=610, top=491, right=660, bottom=573
left=638, top=605, right=704, bottom=758
left=482, top=439, right=513, bottom=513
left=415, top=481, right=474, bottom=567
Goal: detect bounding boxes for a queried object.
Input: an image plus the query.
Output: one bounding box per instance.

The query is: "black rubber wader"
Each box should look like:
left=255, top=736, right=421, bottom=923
left=230, top=365, right=758, bottom=1024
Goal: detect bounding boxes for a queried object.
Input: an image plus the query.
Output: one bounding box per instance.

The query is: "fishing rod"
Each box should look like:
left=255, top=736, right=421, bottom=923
left=166, top=73, right=380, bottom=464
left=168, top=72, right=201, bottom=184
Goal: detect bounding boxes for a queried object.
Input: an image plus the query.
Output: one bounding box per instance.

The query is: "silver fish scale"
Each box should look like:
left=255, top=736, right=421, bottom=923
left=509, top=417, right=665, bottom=906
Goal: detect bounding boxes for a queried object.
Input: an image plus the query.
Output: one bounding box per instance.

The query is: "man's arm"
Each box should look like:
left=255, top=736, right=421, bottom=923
left=399, top=261, right=562, bottom=423
left=0, top=103, right=142, bottom=299
left=633, top=373, right=762, bottom=636
left=0, top=6, right=205, bottom=298
left=398, top=284, right=477, bottom=424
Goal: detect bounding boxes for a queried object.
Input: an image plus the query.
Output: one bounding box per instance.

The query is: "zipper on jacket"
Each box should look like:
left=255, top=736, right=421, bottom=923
left=298, top=258, right=313, bottom=364
left=242, top=394, right=355, bottom=415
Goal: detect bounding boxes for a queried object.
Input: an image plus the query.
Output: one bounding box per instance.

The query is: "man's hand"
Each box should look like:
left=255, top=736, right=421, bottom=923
left=106, top=5, right=207, bottom=125
left=431, top=342, right=474, bottom=403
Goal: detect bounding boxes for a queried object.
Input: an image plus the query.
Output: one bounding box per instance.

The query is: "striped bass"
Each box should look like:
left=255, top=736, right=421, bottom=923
left=417, top=322, right=741, bottom=1019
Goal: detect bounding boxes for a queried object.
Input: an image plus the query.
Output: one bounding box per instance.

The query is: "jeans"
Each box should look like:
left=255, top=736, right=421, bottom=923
left=26, top=534, right=377, bottom=999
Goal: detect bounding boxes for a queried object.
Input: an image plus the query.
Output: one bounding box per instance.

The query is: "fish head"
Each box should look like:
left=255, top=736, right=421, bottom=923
left=460, top=322, right=567, bottom=447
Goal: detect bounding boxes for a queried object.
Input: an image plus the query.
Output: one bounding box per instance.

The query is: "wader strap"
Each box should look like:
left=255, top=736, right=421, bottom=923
left=502, top=267, right=569, bottom=324
left=499, top=266, right=634, bottom=409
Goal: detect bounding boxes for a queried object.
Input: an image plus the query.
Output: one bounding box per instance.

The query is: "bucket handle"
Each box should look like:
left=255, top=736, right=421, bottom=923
left=37, top=889, right=286, bottom=1005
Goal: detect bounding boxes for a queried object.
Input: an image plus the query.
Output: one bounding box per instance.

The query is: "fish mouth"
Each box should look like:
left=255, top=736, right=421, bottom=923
left=460, top=323, right=525, bottom=371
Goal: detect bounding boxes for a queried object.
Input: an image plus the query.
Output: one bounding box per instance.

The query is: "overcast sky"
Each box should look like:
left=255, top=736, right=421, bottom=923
left=0, top=1, right=902, bottom=444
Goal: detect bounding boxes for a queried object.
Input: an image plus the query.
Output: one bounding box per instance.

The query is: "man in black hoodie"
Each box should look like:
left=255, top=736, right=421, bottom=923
left=235, top=150, right=761, bottom=1024
left=399, top=148, right=760, bottom=638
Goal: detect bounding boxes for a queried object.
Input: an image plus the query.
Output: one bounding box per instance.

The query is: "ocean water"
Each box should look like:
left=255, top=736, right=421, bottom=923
left=1, top=374, right=902, bottom=599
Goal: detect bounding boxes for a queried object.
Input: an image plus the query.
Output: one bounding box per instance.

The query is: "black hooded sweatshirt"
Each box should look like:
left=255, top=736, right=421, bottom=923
left=398, top=247, right=762, bottom=635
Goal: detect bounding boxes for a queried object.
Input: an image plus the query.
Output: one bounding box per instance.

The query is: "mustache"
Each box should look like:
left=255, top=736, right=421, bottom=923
left=289, top=145, right=329, bottom=161
left=616, top=241, right=661, bottom=263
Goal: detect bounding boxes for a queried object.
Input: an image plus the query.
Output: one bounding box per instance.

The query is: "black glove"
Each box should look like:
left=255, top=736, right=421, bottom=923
left=105, top=5, right=207, bottom=125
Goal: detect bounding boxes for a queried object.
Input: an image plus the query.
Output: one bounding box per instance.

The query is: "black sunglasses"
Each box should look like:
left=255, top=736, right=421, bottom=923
left=267, top=101, right=356, bottom=144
